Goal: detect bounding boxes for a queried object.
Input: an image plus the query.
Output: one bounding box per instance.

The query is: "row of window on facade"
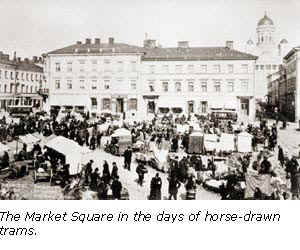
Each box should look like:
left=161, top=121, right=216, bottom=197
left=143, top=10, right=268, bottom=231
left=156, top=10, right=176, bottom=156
left=0, top=83, right=39, bottom=94
left=54, top=79, right=249, bottom=93
left=55, top=60, right=138, bottom=73
left=148, top=64, right=250, bottom=74
left=90, top=98, right=137, bottom=111
left=0, top=70, right=42, bottom=82
left=255, top=64, right=278, bottom=71
left=148, top=80, right=249, bottom=93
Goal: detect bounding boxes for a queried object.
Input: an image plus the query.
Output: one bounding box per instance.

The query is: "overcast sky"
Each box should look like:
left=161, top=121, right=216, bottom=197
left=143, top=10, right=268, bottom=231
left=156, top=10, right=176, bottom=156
left=0, top=0, right=299, bottom=58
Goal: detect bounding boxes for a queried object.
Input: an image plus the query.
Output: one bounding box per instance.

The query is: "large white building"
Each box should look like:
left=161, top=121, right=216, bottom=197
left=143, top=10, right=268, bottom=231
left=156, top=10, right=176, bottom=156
left=245, top=13, right=290, bottom=99
left=45, top=38, right=257, bottom=121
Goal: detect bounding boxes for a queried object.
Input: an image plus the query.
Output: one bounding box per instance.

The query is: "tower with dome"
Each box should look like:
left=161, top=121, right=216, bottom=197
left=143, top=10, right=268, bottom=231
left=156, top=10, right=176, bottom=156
left=245, top=12, right=290, bottom=100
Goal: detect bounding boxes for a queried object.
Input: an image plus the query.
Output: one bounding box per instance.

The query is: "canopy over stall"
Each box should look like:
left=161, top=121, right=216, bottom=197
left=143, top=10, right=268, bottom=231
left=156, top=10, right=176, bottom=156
left=237, top=132, right=253, bottom=153
left=112, top=128, right=131, bottom=137
left=204, top=134, right=218, bottom=152
left=217, top=133, right=235, bottom=152
left=45, top=136, right=92, bottom=175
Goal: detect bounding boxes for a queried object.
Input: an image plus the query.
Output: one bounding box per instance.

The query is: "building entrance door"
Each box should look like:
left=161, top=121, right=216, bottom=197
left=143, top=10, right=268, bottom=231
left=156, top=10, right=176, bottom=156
left=241, top=99, right=249, bottom=116
left=116, top=98, right=124, bottom=113
left=148, top=101, right=155, bottom=113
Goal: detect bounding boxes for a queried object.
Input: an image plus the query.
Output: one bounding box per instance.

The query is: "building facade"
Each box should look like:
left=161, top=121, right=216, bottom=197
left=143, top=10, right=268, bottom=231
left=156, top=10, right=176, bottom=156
left=245, top=13, right=289, bottom=100
left=267, top=47, right=300, bottom=122
left=0, top=52, right=45, bottom=110
left=45, top=38, right=257, bottom=121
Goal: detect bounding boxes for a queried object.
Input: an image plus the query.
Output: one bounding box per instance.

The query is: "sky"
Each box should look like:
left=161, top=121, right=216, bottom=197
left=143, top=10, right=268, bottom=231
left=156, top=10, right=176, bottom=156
left=0, top=0, right=299, bottom=59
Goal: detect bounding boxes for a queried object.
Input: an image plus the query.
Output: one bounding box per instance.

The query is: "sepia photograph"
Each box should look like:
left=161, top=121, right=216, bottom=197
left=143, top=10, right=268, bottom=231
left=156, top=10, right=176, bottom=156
left=0, top=0, right=299, bottom=200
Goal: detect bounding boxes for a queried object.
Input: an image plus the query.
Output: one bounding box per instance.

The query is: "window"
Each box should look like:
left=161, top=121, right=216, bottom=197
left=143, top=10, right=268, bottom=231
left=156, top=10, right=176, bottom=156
left=241, top=64, right=248, bottom=73
left=130, top=80, right=137, bottom=90
left=162, top=82, right=168, bottom=92
left=67, top=80, right=72, bottom=89
left=162, top=65, right=169, bottom=73
left=227, top=81, right=234, bottom=92
left=10, top=72, right=13, bottom=80
left=21, top=85, right=24, bottom=93
left=92, top=80, right=97, bottom=90
left=228, top=64, right=234, bottom=73
left=200, top=101, right=208, bottom=113
left=91, top=97, right=97, bottom=109
left=4, top=84, right=7, bottom=93
left=149, top=82, right=155, bottom=92
left=214, top=81, right=221, bottom=92
left=256, top=65, right=259, bottom=71
left=10, top=84, right=13, bottom=93
left=31, top=74, right=34, bottom=81
left=200, top=65, right=207, bottom=73
left=201, top=81, right=207, bottom=92
left=149, top=65, right=155, bottom=74
left=55, top=80, right=60, bottom=89
left=26, top=86, right=28, bottom=93
left=266, top=65, right=271, bottom=71
left=79, top=80, right=85, bottom=89
left=30, top=86, right=33, bottom=93
left=67, top=62, right=73, bottom=72
left=0, top=70, right=1, bottom=79
left=128, top=98, right=137, bottom=110
left=55, top=63, right=61, bottom=72
left=175, top=82, right=181, bottom=92
left=273, top=65, right=277, bottom=71
left=91, top=60, right=98, bottom=65
left=79, top=60, right=85, bottom=72
left=188, top=65, right=194, bottom=74
left=16, top=72, right=19, bottom=80
left=102, top=98, right=111, bottom=110
left=117, top=61, right=123, bottom=72
left=104, top=80, right=110, bottom=90
left=35, top=86, right=38, bottom=93
left=213, top=65, right=221, bottom=73
left=241, top=80, right=249, bottom=92
left=175, top=65, right=182, bottom=73
left=131, top=61, right=137, bottom=72
left=21, top=73, right=24, bottom=80
left=188, top=82, right=194, bottom=92
left=5, top=71, right=8, bottom=79
left=104, top=60, right=111, bottom=72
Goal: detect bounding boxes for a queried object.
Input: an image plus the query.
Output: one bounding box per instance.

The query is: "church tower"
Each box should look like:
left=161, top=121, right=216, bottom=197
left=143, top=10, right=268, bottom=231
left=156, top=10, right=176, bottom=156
left=256, top=12, right=276, bottom=56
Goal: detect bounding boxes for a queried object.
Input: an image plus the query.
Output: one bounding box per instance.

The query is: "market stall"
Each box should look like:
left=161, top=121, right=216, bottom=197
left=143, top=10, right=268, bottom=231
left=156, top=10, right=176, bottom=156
left=217, top=133, right=235, bottom=152
left=204, top=134, right=219, bottom=152
left=111, top=128, right=132, bottom=155
left=45, top=136, right=92, bottom=175
left=237, top=132, right=253, bottom=153
left=188, top=132, right=204, bottom=154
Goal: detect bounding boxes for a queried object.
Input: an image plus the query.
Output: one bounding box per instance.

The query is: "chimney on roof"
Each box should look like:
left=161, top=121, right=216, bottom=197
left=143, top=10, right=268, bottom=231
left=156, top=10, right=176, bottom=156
left=17, top=57, right=21, bottom=63
left=108, top=37, right=114, bottom=45
left=143, top=39, right=156, bottom=48
left=76, top=41, right=82, bottom=45
left=86, top=38, right=91, bottom=45
left=33, top=56, right=38, bottom=63
left=13, top=51, right=17, bottom=61
left=177, top=41, right=189, bottom=48
left=95, top=38, right=100, bottom=45
left=24, top=58, right=29, bottom=63
left=226, top=41, right=234, bottom=50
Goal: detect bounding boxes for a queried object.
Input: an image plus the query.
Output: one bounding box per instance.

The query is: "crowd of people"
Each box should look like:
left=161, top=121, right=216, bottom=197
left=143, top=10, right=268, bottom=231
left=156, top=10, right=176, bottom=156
left=0, top=109, right=300, bottom=200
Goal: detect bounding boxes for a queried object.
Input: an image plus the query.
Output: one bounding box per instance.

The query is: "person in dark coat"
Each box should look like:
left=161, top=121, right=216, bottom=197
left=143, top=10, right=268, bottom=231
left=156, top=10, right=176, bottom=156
left=286, top=156, right=299, bottom=198
left=278, top=145, right=285, bottom=167
left=111, top=162, right=118, bottom=180
left=90, top=168, right=100, bottom=191
left=124, top=147, right=132, bottom=171
left=96, top=132, right=102, bottom=148
left=111, top=176, right=122, bottom=200
left=97, top=179, right=109, bottom=200
left=89, top=135, right=96, bottom=150
left=84, top=160, right=93, bottom=185
left=102, top=161, right=111, bottom=184
left=168, top=175, right=181, bottom=200
left=259, top=156, right=272, bottom=174
left=149, top=173, right=162, bottom=200
left=136, top=163, right=147, bottom=186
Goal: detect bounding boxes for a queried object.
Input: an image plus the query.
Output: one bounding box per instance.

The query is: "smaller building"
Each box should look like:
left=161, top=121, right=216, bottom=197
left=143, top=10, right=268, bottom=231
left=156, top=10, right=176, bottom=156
left=0, top=52, right=45, bottom=110
left=267, top=47, right=300, bottom=122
